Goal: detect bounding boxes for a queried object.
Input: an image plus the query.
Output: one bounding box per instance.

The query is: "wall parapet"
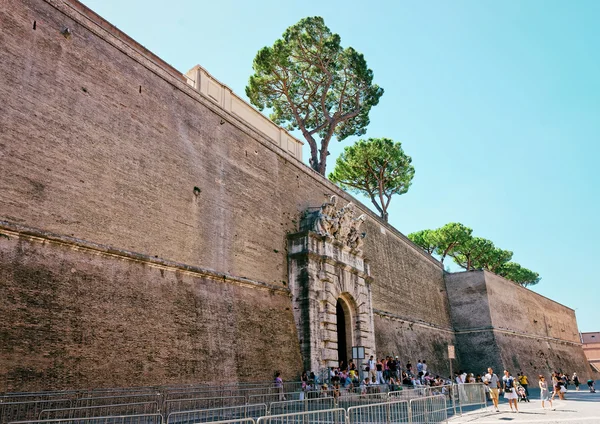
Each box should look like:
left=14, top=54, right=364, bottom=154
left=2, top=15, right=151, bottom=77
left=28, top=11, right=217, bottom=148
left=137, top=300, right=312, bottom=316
left=185, top=66, right=304, bottom=161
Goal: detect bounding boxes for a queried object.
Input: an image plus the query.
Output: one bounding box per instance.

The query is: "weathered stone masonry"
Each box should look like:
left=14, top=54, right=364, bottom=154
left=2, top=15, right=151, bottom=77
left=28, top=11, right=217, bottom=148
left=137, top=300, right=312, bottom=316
left=0, top=0, right=594, bottom=390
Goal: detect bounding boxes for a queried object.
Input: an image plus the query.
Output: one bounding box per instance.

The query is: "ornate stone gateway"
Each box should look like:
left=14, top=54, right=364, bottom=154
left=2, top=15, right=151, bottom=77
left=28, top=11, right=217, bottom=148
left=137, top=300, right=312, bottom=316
left=287, top=196, right=376, bottom=373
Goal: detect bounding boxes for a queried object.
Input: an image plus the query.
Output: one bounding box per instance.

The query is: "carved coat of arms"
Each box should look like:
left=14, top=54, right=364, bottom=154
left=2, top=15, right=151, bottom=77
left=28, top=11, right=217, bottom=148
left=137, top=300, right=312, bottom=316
left=313, top=195, right=366, bottom=253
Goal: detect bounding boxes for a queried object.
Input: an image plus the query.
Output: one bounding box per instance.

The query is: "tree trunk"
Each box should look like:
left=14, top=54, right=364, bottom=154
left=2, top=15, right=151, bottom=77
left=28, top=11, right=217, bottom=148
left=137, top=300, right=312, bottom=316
left=381, top=211, right=388, bottom=222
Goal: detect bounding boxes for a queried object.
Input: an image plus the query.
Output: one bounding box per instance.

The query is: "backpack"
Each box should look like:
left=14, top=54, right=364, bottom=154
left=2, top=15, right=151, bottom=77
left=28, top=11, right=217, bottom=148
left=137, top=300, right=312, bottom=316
left=505, top=377, right=513, bottom=389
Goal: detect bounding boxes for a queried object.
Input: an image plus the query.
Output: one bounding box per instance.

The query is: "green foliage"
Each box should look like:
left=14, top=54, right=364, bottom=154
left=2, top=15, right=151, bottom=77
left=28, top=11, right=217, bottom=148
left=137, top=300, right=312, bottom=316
left=497, top=262, right=541, bottom=287
left=478, top=247, right=514, bottom=273
left=408, top=222, right=539, bottom=287
left=449, top=236, right=495, bottom=271
left=408, top=229, right=437, bottom=254
left=246, top=16, right=384, bottom=175
left=434, top=222, right=473, bottom=264
left=328, top=138, right=414, bottom=222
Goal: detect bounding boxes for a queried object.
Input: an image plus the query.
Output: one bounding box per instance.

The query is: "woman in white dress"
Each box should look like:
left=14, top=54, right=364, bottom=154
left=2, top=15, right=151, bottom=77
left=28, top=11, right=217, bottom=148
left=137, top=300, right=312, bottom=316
left=503, top=370, right=519, bottom=413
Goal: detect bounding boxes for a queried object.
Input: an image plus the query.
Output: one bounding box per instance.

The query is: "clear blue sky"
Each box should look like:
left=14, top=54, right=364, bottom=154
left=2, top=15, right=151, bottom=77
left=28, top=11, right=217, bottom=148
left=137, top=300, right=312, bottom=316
left=81, top=0, right=599, bottom=332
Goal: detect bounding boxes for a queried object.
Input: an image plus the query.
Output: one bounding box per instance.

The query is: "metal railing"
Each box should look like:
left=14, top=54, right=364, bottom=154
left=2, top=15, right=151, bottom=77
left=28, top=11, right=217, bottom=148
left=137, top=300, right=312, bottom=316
left=269, top=397, right=335, bottom=416
left=388, top=387, right=428, bottom=401
left=9, top=413, right=164, bottom=424
left=455, top=383, right=486, bottom=415
left=74, top=395, right=161, bottom=408
left=0, top=399, right=72, bottom=424
left=347, top=400, right=410, bottom=423
left=38, top=402, right=159, bottom=420
left=256, top=408, right=346, bottom=424
left=408, top=395, right=447, bottom=424
left=337, top=392, right=390, bottom=410
left=166, top=404, right=267, bottom=424
left=164, top=396, right=247, bottom=414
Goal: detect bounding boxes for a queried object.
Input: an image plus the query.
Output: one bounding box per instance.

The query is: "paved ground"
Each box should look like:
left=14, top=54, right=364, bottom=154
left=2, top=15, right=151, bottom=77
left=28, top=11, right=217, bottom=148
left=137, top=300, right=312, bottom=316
left=450, top=385, right=600, bottom=423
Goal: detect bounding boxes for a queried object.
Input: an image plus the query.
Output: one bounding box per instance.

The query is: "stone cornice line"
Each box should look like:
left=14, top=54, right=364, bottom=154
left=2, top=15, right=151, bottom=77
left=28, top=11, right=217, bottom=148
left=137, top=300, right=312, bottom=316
left=45, top=0, right=443, bottom=272
left=454, top=326, right=582, bottom=346
left=0, top=221, right=291, bottom=296
left=373, top=309, right=455, bottom=334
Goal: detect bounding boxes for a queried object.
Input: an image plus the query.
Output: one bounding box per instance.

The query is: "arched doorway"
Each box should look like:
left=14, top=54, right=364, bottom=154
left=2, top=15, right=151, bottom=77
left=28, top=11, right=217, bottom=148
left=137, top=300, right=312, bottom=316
left=336, top=297, right=353, bottom=369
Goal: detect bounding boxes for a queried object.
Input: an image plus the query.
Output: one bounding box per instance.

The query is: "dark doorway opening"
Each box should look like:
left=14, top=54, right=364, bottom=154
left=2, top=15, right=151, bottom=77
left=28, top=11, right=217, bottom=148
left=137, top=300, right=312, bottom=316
left=336, top=299, right=348, bottom=368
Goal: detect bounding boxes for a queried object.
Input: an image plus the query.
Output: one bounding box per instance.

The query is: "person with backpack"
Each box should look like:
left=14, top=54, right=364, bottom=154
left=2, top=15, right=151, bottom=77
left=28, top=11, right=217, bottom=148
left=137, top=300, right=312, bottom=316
left=503, top=370, right=519, bottom=413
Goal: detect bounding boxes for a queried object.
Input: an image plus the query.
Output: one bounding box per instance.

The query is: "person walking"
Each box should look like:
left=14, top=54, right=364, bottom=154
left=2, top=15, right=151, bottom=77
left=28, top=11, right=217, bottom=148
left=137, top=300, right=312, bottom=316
left=539, top=375, right=554, bottom=410
left=572, top=372, right=580, bottom=391
left=274, top=371, right=285, bottom=401
left=484, top=367, right=501, bottom=412
left=503, top=370, right=519, bottom=413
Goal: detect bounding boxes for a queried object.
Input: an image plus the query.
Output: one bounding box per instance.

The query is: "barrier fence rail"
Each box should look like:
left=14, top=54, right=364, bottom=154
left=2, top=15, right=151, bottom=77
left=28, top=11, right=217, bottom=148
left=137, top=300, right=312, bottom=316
left=455, top=383, right=486, bottom=416
left=347, top=399, right=410, bottom=424
left=166, top=404, right=268, bottom=424
left=408, top=395, right=447, bottom=424
left=75, top=395, right=162, bottom=408
left=337, top=392, right=390, bottom=410
left=38, top=402, right=160, bottom=420
left=9, top=413, right=164, bottom=424
left=0, top=399, right=72, bottom=424
left=164, top=396, right=247, bottom=414
left=256, top=408, right=346, bottom=424
left=269, top=397, right=335, bottom=416
left=3, top=383, right=485, bottom=424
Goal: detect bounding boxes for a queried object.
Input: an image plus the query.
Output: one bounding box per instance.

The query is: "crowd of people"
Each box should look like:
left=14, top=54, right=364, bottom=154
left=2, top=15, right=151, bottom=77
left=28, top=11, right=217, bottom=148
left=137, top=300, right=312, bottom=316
left=280, top=358, right=597, bottom=409
left=481, top=368, right=596, bottom=413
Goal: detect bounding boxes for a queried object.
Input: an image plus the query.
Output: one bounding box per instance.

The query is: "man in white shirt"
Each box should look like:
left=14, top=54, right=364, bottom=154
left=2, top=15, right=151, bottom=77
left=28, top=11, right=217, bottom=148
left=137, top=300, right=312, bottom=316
left=483, top=367, right=501, bottom=412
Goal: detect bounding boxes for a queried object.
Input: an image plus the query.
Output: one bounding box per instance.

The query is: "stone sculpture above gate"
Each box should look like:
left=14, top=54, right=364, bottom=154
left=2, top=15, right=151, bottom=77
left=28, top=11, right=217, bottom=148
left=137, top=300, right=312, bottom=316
left=287, top=197, right=376, bottom=373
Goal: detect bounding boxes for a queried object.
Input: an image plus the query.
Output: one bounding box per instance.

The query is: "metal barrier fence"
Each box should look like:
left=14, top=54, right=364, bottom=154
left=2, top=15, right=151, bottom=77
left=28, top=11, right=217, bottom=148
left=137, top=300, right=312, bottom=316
left=456, top=384, right=486, bottom=415
left=9, top=413, right=164, bottom=424
left=166, top=404, right=267, bottom=424
left=204, top=420, right=255, bottom=424
left=337, top=392, right=389, bottom=410
left=347, top=400, right=410, bottom=424
left=408, top=395, right=447, bottom=424
left=164, top=396, right=247, bottom=414
left=2, top=383, right=485, bottom=424
left=425, top=385, right=456, bottom=416
left=38, top=402, right=159, bottom=420
left=256, top=408, right=346, bottom=424
left=246, top=392, right=301, bottom=406
left=0, top=399, right=72, bottom=424
left=388, top=388, right=428, bottom=401
left=0, top=392, right=79, bottom=403
left=269, top=397, right=335, bottom=416
left=75, top=395, right=162, bottom=408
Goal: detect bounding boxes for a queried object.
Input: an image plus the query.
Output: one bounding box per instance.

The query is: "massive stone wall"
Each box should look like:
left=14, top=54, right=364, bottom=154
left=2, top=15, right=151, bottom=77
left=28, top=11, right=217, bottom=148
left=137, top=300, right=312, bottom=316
left=446, top=271, right=594, bottom=379
left=0, top=225, right=303, bottom=392
left=0, top=0, right=454, bottom=388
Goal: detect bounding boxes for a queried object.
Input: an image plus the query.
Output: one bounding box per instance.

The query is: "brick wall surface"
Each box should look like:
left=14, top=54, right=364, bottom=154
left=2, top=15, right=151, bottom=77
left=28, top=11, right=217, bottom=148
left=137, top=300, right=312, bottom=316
left=0, top=231, right=303, bottom=392
left=374, top=314, right=455, bottom=377
left=446, top=271, right=596, bottom=380
left=0, top=0, right=450, bottom=325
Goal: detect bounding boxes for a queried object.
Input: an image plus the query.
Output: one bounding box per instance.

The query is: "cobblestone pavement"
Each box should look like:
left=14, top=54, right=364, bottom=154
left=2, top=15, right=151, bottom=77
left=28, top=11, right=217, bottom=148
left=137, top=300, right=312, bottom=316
left=450, top=387, right=600, bottom=423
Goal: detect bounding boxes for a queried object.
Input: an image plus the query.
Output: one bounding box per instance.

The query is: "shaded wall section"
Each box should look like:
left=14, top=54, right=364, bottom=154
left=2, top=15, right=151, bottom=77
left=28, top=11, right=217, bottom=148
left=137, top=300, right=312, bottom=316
left=374, top=314, right=455, bottom=377
left=0, top=226, right=303, bottom=392
left=446, top=271, right=596, bottom=380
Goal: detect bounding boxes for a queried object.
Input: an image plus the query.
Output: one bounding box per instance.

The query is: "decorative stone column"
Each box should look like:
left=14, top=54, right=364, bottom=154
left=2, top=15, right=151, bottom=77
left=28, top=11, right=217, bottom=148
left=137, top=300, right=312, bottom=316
left=287, top=196, right=376, bottom=373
